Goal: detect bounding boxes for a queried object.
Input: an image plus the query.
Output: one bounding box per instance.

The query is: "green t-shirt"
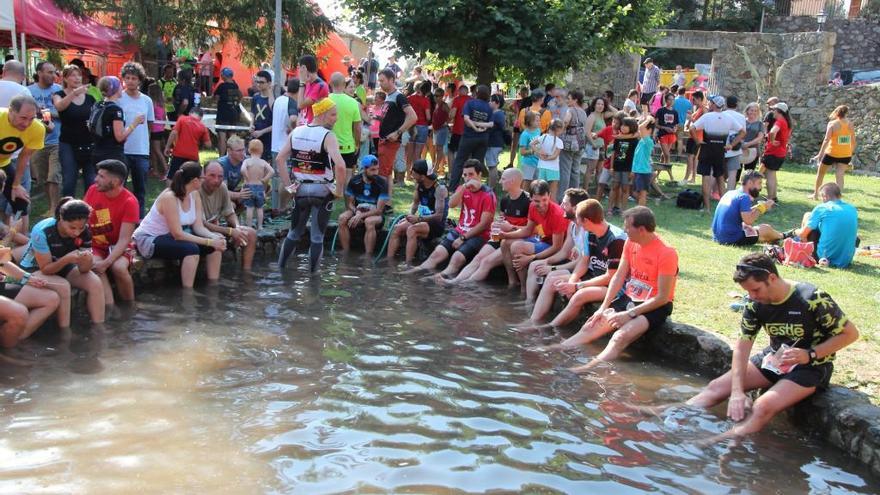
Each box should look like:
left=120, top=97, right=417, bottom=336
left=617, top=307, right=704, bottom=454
left=177, top=48, right=193, bottom=71
left=329, top=93, right=362, bottom=154
left=355, top=85, right=367, bottom=107
left=86, top=85, right=102, bottom=104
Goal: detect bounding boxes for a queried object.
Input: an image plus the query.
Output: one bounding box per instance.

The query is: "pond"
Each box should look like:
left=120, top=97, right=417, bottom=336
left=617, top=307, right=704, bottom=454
left=0, top=258, right=877, bottom=494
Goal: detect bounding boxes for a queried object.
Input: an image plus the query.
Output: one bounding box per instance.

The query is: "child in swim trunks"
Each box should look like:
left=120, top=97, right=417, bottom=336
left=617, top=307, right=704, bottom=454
left=240, top=139, right=274, bottom=231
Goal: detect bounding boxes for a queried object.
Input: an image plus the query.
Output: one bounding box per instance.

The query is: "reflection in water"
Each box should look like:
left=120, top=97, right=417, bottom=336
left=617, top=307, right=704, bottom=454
left=0, top=259, right=876, bottom=494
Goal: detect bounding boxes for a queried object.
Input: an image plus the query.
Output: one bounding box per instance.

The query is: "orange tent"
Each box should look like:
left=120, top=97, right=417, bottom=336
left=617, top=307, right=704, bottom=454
left=212, top=31, right=353, bottom=90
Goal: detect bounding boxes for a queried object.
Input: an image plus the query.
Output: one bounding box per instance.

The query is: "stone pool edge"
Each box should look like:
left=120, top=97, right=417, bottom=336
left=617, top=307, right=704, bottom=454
left=632, top=321, right=880, bottom=478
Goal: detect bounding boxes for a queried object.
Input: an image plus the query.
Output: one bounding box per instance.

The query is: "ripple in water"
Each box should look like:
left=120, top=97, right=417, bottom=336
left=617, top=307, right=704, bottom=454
left=0, top=260, right=876, bottom=494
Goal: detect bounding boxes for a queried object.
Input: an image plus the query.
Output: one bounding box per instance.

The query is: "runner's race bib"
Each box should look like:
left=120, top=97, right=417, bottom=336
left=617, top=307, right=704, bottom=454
left=624, top=278, right=653, bottom=302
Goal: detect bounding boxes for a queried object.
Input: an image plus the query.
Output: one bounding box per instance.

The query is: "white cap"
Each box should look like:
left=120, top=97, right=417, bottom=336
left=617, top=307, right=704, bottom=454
left=771, top=102, right=789, bottom=113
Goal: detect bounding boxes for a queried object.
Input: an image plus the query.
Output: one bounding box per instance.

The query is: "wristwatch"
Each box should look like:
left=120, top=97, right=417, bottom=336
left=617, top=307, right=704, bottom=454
left=627, top=308, right=638, bottom=319
left=808, top=348, right=818, bottom=364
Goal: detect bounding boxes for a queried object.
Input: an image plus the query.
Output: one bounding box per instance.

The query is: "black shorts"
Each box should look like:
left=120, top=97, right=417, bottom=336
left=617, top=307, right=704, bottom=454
left=640, top=92, right=655, bottom=106
left=610, top=294, right=673, bottom=331
left=427, top=219, right=446, bottom=240
left=449, top=133, right=462, bottom=153
left=697, top=142, right=726, bottom=178
left=725, top=232, right=759, bottom=246
left=821, top=154, right=851, bottom=166
left=439, top=230, right=485, bottom=262
left=750, top=347, right=833, bottom=389
left=25, top=262, right=77, bottom=278
left=761, top=155, right=785, bottom=171
left=685, top=138, right=700, bottom=155
left=342, top=151, right=359, bottom=169
left=166, top=156, right=189, bottom=180
left=150, top=130, right=168, bottom=141
left=742, top=157, right=759, bottom=170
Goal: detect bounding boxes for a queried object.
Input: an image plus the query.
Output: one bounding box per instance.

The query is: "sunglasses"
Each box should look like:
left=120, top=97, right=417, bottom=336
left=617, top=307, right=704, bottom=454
left=736, top=263, right=770, bottom=274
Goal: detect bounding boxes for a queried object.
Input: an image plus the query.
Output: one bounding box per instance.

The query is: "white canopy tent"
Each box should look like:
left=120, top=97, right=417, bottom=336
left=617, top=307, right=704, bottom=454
left=0, top=0, right=18, bottom=58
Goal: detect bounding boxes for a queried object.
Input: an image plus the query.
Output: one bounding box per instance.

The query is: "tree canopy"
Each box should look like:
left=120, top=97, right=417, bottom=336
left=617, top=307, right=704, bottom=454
left=343, top=0, right=669, bottom=84
left=56, top=0, right=332, bottom=66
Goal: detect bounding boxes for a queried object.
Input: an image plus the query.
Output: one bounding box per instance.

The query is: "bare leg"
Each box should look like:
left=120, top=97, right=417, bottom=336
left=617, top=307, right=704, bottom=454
left=464, top=247, right=504, bottom=282
left=451, top=244, right=493, bottom=283
left=527, top=270, right=570, bottom=323
left=245, top=206, right=255, bottom=229
left=834, top=163, right=846, bottom=193
left=239, top=227, right=257, bottom=271
left=812, top=164, right=827, bottom=199
left=756, top=224, right=783, bottom=243
left=548, top=286, right=608, bottom=327
left=700, top=175, right=712, bottom=211
left=439, top=251, right=467, bottom=278
left=337, top=210, right=354, bottom=252
left=110, top=256, right=135, bottom=302
left=404, top=245, right=448, bottom=273
left=0, top=296, right=28, bottom=348
left=13, top=285, right=60, bottom=341
left=764, top=168, right=778, bottom=200
left=205, top=249, right=223, bottom=281
left=180, top=254, right=199, bottom=288
left=386, top=220, right=410, bottom=262
left=67, top=269, right=105, bottom=323
left=36, top=273, right=71, bottom=328
left=500, top=238, right=518, bottom=285
left=404, top=223, right=429, bottom=265
left=256, top=207, right=264, bottom=231
left=363, top=216, right=383, bottom=255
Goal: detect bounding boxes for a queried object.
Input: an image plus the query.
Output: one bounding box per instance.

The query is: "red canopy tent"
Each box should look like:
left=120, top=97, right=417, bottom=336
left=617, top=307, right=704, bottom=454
left=1, top=0, right=130, bottom=54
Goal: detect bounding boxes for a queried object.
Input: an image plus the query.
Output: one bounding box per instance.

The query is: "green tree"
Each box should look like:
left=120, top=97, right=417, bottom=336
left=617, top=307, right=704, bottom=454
left=55, top=0, right=332, bottom=66
left=342, top=0, right=669, bottom=84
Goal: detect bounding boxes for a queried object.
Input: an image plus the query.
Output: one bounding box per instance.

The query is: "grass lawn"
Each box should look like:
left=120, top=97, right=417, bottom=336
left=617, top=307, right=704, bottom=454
left=27, top=149, right=880, bottom=400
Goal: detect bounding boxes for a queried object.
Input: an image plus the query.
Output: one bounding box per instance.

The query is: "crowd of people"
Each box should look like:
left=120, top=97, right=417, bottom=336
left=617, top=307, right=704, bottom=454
left=0, top=51, right=866, bottom=443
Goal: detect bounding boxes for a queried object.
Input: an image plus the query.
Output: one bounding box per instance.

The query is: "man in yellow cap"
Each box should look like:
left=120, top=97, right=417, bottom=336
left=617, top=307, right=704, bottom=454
left=275, top=97, right=347, bottom=273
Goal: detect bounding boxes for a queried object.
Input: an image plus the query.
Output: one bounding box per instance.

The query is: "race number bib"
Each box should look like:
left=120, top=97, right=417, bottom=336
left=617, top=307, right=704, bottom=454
left=837, top=135, right=851, bottom=145
left=664, top=114, right=674, bottom=124
left=624, top=278, right=653, bottom=302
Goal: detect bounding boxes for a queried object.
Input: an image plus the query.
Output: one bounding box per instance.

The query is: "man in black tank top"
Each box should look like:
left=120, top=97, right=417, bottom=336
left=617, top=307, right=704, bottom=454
left=387, top=160, right=448, bottom=267
left=275, top=97, right=347, bottom=273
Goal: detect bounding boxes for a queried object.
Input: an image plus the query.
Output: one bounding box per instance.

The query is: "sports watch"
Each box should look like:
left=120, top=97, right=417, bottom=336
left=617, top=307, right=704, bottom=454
left=808, top=348, right=818, bottom=364
left=627, top=309, right=638, bottom=319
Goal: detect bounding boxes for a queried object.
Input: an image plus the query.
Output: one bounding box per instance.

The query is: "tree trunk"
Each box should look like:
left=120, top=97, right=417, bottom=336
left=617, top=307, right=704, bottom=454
left=475, top=44, right=495, bottom=85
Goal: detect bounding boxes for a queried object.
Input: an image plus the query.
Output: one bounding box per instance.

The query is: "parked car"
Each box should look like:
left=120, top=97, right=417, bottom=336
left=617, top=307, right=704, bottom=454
left=847, top=69, right=880, bottom=86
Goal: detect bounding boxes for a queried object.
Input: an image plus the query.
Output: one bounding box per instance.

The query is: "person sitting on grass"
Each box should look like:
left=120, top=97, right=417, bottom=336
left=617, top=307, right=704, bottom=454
left=499, top=179, right=568, bottom=294
left=84, top=159, right=139, bottom=306
left=447, top=167, right=530, bottom=284
left=679, top=253, right=859, bottom=441
left=521, top=187, right=590, bottom=303
left=404, top=159, right=495, bottom=279
left=0, top=246, right=61, bottom=349
left=523, top=199, right=626, bottom=329
left=551, top=206, right=677, bottom=372
left=19, top=198, right=105, bottom=326
left=337, top=154, right=389, bottom=256
left=712, top=170, right=784, bottom=246
left=789, top=182, right=858, bottom=268
left=239, top=139, right=274, bottom=231
left=386, top=159, right=448, bottom=267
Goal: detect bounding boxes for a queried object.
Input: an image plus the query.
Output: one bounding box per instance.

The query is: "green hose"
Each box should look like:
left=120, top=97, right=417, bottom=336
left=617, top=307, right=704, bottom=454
left=374, top=213, right=406, bottom=264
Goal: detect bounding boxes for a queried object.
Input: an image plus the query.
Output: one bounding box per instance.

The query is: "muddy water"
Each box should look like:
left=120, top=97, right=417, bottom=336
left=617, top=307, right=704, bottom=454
left=0, top=258, right=876, bottom=494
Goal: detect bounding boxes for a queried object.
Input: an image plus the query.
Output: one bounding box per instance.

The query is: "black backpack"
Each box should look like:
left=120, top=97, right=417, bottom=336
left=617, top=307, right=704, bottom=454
left=676, top=189, right=703, bottom=209
left=87, top=100, right=117, bottom=138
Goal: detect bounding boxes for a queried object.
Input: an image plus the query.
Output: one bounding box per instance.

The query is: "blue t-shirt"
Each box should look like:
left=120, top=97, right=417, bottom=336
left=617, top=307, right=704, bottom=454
left=518, top=128, right=540, bottom=169
left=28, top=83, right=62, bottom=145
left=488, top=109, right=507, bottom=148
left=712, top=190, right=752, bottom=244
left=673, top=96, right=693, bottom=126
left=807, top=199, right=858, bottom=267
left=462, top=99, right=492, bottom=139
left=251, top=94, right=272, bottom=131
left=345, top=174, right=389, bottom=207
left=20, top=217, right=92, bottom=270
left=217, top=155, right=242, bottom=190
left=632, top=136, right=654, bottom=174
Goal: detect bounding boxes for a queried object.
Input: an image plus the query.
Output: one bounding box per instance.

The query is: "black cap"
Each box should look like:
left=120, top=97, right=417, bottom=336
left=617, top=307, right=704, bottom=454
left=726, top=95, right=738, bottom=109
left=411, top=159, right=436, bottom=179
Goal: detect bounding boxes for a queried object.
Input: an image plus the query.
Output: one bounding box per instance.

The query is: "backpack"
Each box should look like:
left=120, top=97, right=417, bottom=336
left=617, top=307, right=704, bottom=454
left=561, top=107, right=587, bottom=152
left=87, top=100, right=116, bottom=139
left=676, top=189, right=703, bottom=209
left=782, top=238, right=817, bottom=268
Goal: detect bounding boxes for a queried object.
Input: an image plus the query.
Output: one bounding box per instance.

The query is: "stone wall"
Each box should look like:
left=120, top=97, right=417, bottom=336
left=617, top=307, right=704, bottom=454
left=765, top=15, right=880, bottom=71
left=787, top=83, right=880, bottom=170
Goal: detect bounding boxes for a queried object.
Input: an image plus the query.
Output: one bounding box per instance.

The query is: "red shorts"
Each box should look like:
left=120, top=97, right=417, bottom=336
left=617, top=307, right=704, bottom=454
left=659, top=134, right=677, bottom=145
left=378, top=139, right=401, bottom=177
left=92, top=242, right=137, bottom=265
